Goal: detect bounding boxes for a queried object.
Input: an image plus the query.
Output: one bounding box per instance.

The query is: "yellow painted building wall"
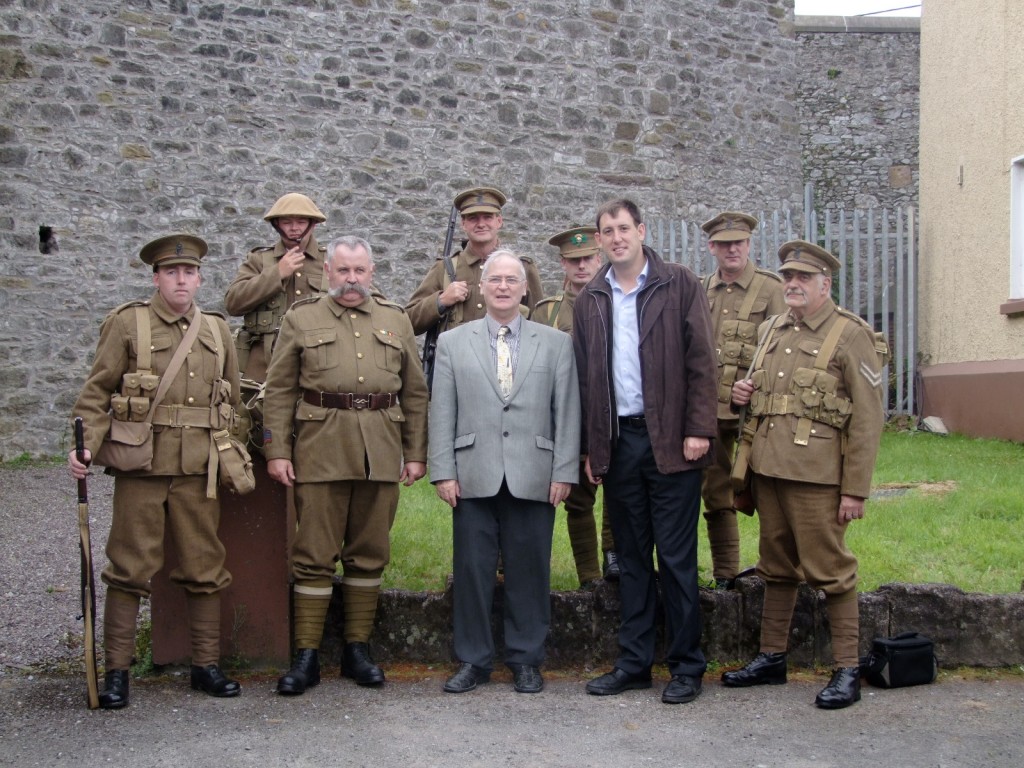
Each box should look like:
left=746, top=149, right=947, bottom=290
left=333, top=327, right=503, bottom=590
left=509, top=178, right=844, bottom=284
left=919, top=0, right=1024, bottom=364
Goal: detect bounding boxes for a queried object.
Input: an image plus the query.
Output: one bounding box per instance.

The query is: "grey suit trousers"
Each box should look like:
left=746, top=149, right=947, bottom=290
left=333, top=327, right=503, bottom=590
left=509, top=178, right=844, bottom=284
left=452, top=480, right=555, bottom=671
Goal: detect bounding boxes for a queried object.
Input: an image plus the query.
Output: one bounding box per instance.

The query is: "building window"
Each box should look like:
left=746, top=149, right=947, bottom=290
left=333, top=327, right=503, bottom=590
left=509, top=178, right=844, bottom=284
left=1003, top=155, right=1024, bottom=314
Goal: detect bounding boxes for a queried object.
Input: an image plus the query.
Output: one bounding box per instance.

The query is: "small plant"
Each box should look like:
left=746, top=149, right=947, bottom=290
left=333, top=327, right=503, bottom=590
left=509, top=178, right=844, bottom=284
left=131, top=612, right=154, bottom=677
left=827, top=68, right=841, bottom=80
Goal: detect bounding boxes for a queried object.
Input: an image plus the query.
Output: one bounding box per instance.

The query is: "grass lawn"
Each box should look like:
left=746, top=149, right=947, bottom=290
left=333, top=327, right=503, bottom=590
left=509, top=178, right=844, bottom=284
left=383, top=430, right=1023, bottom=594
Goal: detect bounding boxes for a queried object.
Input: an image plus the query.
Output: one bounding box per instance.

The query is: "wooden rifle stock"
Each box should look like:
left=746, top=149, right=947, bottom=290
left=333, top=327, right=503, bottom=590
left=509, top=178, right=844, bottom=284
left=422, top=205, right=460, bottom=392
left=74, top=417, right=100, bottom=709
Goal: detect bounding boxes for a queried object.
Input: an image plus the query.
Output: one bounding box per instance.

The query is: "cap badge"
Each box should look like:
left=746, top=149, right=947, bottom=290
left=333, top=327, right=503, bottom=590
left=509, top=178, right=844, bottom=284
left=175, top=242, right=184, bottom=256
left=571, top=233, right=587, bottom=245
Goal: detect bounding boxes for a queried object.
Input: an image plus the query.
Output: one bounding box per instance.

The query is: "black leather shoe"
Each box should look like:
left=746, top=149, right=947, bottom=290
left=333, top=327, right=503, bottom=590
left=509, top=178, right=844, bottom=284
left=586, top=667, right=652, bottom=696
left=190, top=664, right=241, bottom=697
left=443, top=663, right=491, bottom=693
left=277, top=649, right=320, bottom=696
left=721, top=652, right=788, bottom=687
left=815, top=666, right=861, bottom=709
left=661, top=674, right=702, bottom=704
left=342, top=642, right=385, bottom=686
left=509, top=663, right=543, bottom=694
left=602, top=551, right=621, bottom=582
left=99, top=669, right=130, bottom=709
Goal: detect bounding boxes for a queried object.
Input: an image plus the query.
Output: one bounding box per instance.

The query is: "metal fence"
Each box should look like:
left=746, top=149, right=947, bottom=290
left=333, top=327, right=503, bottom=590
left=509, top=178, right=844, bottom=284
left=646, top=193, right=918, bottom=416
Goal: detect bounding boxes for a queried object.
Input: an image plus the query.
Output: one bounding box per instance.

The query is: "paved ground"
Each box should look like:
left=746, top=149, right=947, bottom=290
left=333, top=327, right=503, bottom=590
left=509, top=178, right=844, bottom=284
left=3, top=464, right=1024, bottom=767
left=3, top=668, right=1023, bottom=767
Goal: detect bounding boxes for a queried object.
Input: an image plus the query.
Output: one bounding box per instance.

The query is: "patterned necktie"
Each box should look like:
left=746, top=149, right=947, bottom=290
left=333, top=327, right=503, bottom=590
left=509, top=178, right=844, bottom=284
left=497, top=325, right=513, bottom=398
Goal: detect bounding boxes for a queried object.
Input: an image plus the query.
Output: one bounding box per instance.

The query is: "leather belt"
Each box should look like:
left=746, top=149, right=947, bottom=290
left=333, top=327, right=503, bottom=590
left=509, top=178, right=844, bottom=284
left=303, top=390, right=399, bottom=410
left=618, top=414, right=647, bottom=429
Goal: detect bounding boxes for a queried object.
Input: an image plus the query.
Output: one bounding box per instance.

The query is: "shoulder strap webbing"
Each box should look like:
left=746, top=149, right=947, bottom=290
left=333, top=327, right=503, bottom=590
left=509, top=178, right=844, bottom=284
left=793, top=316, right=850, bottom=445
left=134, top=305, right=152, bottom=374
left=144, top=305, right=202, bottom=423
left=736, top=272, right=767, bottom=322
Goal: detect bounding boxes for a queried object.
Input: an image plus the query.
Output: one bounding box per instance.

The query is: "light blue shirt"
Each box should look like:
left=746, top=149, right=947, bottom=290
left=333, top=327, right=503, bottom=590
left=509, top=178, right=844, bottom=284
left=606, top=262, right=649, bottom=417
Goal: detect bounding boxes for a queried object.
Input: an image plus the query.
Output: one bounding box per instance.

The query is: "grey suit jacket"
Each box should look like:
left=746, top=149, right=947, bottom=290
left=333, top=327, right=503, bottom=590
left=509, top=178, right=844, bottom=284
left=428, top=317, right=580, bottom=502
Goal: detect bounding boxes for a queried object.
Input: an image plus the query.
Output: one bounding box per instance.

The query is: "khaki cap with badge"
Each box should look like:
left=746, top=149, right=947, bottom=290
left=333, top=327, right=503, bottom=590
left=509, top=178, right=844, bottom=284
left=701, top=211, right=758, bottom=242
left=139, top=234, right=208, bottom=268
left=454, top=186, right=507, bottom=215
left=548, top=226, right=600, bottom=259
left=778, top=240, right=842, bottom=275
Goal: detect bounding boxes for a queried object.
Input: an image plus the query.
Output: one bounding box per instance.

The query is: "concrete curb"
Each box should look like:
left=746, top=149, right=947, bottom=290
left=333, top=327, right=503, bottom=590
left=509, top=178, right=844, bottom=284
left=316, top=578, right=1024, bottom=670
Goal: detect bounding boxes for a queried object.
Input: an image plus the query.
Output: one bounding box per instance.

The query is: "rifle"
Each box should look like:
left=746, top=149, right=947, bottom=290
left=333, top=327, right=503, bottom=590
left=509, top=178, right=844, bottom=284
left=421, top=204, right=459, bottom=392
left=74, top=417, right=100, bottom=709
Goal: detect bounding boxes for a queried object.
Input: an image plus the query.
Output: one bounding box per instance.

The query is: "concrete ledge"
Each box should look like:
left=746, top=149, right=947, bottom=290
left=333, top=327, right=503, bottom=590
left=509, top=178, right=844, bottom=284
left=795, top=16, right=920, bottom=35
left=316, top=578, right=1024, bottom=670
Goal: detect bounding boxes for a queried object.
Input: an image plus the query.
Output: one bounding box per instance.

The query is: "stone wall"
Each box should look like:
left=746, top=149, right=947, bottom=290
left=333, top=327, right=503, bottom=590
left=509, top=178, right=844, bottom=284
left=795, top=16, right=920, bottom=211
left=0, top=0, right=804, bottom=458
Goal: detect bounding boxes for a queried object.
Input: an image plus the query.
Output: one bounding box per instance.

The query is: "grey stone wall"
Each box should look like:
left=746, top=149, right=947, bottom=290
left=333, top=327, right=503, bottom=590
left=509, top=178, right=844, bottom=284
left=0, top=0, right=804, bottom=458
left=796, top=17, right=920, bottom=211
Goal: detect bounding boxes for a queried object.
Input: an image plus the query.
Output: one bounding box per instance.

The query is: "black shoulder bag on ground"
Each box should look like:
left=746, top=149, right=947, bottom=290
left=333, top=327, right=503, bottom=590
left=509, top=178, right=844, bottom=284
left=861, top=631, right=938, bottom=688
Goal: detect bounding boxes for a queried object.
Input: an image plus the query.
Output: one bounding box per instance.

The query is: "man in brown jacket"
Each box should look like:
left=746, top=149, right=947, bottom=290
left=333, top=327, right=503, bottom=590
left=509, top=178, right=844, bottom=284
left=574, top=199, right=718, bottom=705
left=722, top=240, right=885, bottom=710
left=700, top=212, right=786, bottom=588
left=263, top=235, right=428, bottom=695
left=69, top=234, right=241, bottom=709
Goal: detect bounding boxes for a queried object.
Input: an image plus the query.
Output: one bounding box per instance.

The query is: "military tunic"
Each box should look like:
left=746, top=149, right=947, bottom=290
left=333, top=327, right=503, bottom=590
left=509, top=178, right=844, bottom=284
left=530, top=288, right=614, bottom=584
left=263, top=293, right=429, bottom=580
left=72, top=292, right=239, bottom=596
left=404, top=247, right=544, bottom=336
left=224, top=236, right=327, bottom=381
left=747, top=298, right=885, bottom=596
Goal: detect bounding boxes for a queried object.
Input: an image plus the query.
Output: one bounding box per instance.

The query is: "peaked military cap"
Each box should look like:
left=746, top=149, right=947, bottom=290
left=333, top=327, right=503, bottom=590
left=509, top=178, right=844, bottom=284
left=778, top=240, right=841, bottom=275
left=548, top=225, right=599, bottom=259
left=701, top=211, right=758, bottom=242
left=139, top=234, right=208, bottom=268
left=454, top=186, right=507, bottom=215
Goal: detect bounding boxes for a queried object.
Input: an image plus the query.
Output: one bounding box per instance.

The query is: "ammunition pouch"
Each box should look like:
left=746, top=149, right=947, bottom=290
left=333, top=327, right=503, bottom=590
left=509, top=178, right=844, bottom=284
left=717, top=320, right=758, bottom=405
left=211, top=429, right=256, bottom=496
left=94, top=419, right=154, bottom=472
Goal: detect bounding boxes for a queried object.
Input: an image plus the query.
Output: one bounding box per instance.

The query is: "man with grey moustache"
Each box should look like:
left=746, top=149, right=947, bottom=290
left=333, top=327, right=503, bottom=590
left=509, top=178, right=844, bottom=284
left=263, top=235, right=429, bottom=696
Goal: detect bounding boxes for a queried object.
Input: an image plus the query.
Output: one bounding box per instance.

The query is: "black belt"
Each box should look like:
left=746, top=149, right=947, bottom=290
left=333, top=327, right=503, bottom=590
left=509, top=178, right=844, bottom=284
left=303, top=390, right=398, bottom=410
left=618, top=414, right=646, bottom=429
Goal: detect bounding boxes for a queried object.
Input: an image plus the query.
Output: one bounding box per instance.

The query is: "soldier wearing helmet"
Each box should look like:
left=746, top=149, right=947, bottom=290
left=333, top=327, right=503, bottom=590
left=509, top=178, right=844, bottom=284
left=225, top=193, right=328, bottom=382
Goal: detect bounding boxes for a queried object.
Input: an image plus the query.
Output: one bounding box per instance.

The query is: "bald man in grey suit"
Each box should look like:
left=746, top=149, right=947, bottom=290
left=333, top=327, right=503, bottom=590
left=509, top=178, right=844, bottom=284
left=429, top=249, right=580, bottom=695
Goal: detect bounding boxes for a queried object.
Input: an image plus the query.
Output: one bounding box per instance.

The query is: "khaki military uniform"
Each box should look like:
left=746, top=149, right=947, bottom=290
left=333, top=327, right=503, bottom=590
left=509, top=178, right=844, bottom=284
left=531, top=288, right=614, bottom=585
left=224, top=237, right=327, bottom=381
left=701, top=260, right=786, bottom=581
left=404, top=248, right=544, bottom=336
left=746, top=298, right=885, bottom=665
left=72, top=291, right=239, bottom=599
left=263, top=293, right=428, bottom=646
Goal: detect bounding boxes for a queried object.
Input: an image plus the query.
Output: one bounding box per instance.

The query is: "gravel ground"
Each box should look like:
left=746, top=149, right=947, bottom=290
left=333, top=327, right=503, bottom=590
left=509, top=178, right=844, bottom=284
left=0, top=463, right=116, bottom=675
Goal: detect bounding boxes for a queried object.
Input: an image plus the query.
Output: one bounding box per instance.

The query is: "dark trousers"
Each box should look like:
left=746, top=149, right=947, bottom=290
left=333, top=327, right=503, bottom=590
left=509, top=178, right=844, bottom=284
left=603, top=423, right=706, bottom=678
left=452, top=481, right=555, bottom=672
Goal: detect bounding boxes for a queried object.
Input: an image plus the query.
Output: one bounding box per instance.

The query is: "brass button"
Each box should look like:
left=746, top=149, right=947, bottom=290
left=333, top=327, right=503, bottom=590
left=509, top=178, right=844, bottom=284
left=189, top=371, right=195, bottom=378
left=354, top=332, right=361, bottom=338
left=722, top=309, right=729, bottom=315
left=813, top=349, right=819, bottom=354
left=811, top=428, right=817, bottom=435
left=296, top=290, right=302, bottom=295
left=187, top=397, right=195, bottom=404
left=296, top=271, right=302, bottom=278
left=778, top=372, right=785, bottom=378
left=785, top=348, right=792, bottom=354
left=350, top=314, right=357, bottom=319
left=476, top=303, right=483, bottom=309
left=357, top=353, right=364, bottom=359
left=769, top=422, right=775, bottom=429
left=358, top=376, right=365, bottom=383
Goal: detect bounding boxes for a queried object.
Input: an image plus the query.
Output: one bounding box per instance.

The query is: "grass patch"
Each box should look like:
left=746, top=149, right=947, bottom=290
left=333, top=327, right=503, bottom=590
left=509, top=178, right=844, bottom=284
left=0, top=453, right=64, bottom=468
left=384, top=430, right=1024, bottom=594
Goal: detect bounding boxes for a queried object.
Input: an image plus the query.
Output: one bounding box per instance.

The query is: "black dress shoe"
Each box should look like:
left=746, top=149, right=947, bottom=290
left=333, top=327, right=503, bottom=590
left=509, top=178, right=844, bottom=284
left=342, top=642, right=385, bottom=686
left=602, top=551, right=621, bottom=582
left=662, top=674, right=702, bottom=704
left=721, top=652, right=788, bottom=687
left=190, top=664, right=241, bottom=697
left=509, top=664, right=543, bottom=694
left=277, top=648, right=320, bottom=695
left=99, top=669, right=130, bottom=710
left=443, top=663, right=491, bottom=693
left=815, top=666, right=861, bottom=709
left=586, top=667, right=652, bottom=696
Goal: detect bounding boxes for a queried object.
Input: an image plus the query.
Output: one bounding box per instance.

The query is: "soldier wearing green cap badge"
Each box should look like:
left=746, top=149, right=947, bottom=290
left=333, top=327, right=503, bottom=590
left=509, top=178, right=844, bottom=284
left=532, top=226, right=618, bottom=588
